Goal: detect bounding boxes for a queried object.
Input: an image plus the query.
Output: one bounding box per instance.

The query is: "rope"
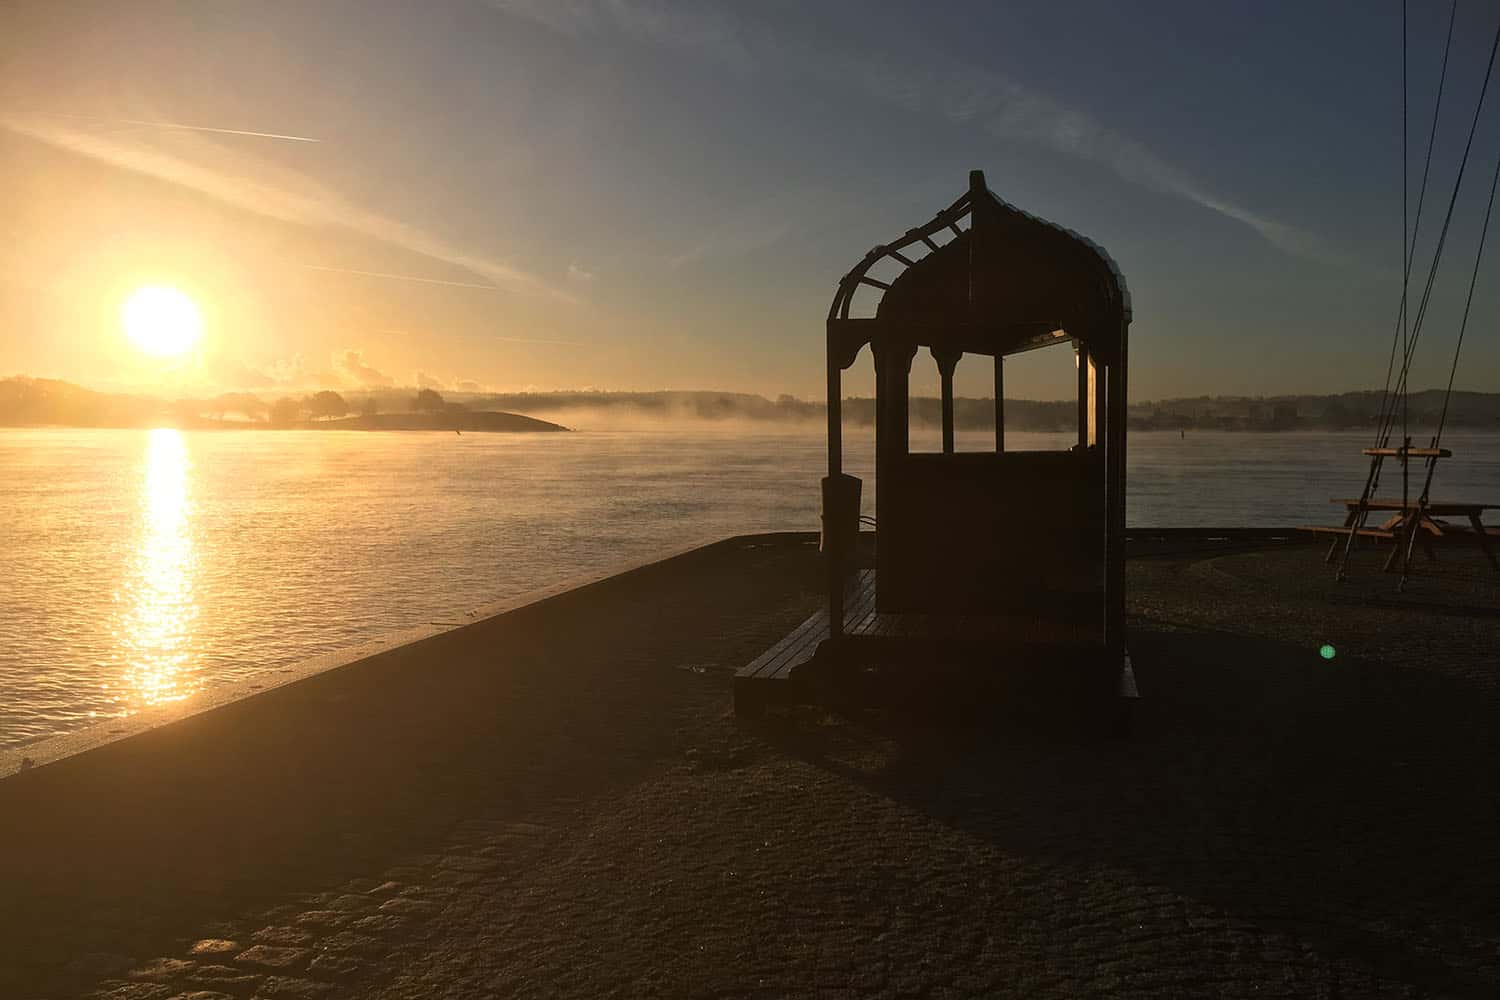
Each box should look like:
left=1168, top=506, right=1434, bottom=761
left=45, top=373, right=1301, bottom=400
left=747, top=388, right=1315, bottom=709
left=1372, top=0, right=1456, bottom=497
left=1396, top=150, right=1494, bottom=581
left=1374, top=0, right=1458, bottom=446
left=1378, top=11, right=1500, bottom=449
left=1392, top=0, right=1404, bottom=503
left=1431, top=133, right=1500, bottom=448
left=1401, top=0, right=1410, bottom=507
left=1400, top=143, right=1495, bottom=579
left=1345, top=2, right=1418, bottom=568
left=1398, top=140, right=1494, bottom=578
left=1394, top=11, right=1500, bottom=585
left=1339, top=5, right=1494, bottom=579
left=1401, top=0, right=1408, bottom=458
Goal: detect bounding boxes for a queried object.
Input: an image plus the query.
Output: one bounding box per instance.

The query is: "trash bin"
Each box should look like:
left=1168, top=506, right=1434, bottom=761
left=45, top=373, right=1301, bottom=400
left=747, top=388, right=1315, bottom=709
left=820, top=473, right=862, bottom=556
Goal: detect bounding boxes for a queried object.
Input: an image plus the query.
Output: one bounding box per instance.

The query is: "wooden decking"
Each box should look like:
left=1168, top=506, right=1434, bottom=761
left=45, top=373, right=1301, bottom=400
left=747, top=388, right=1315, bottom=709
left=732, top=574, right=863, bottom=714
left=733, top=569, right=1106, bottom=715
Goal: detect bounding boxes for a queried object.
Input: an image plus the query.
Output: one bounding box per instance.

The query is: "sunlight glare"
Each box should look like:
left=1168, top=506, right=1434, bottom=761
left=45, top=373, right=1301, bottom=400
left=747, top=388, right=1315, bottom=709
left=115, top=428, right=200, bottom=709
left=122, top=285, right=203, bottom=357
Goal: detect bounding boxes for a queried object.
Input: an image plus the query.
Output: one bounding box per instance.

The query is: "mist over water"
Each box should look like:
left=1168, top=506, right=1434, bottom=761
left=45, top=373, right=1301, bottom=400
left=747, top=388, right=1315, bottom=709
left=2, top=426, right=1498, bottom=750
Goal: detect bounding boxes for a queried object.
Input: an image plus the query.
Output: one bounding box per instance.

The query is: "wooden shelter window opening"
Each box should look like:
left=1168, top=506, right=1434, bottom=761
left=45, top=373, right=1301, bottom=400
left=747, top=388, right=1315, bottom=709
left=901, top=337, right=1100, bottom=456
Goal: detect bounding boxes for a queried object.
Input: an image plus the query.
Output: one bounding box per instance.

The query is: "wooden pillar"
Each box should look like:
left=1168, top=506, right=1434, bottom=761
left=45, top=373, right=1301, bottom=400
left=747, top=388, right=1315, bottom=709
left=941, top=371, right=955, bottom=455
left=1076, top=342, right=1089, bottom=450
left=933, top=347, right=961, bottom=455
left=825, top=328, right=844, bottom=639
left=1104, top=324, right=1128, bottom=658
left=873, top=340, right=916, bottom=616
left=1091, top=354, right=1105, bottom=448
left=994, top=353, right=1005, bottom=452
left=827, top=338, right=841, bottom=477
left=875, top=341, right=916, bottom=459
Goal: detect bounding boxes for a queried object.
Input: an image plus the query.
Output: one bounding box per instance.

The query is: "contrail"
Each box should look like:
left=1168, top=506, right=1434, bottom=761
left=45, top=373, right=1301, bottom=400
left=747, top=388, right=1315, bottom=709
left=41, top=111, right=320, bottom=143
left=302, top=263, right=500, bottom=290
left=490, top=335, right=588, bottom=347
left=378, top=328, right=588, bottom=348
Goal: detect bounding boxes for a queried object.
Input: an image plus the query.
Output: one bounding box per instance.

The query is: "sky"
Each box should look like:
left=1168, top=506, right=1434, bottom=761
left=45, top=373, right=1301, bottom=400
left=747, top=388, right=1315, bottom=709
left=2, top=0, right=1499, bottom=402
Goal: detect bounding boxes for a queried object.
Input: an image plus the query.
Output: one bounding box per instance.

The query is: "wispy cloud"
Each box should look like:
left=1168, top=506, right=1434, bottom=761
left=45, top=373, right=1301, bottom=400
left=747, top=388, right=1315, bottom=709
left=205, top=349, right=501, bottom=392
left=489, top=0, right=1338, bottom=263
left=378, top=327, right=589, bottom=348
left=566, top=261, right=596, bottom=282
left=668, top=188, right=804, bottom=267
left=257, top=354, right=343, bottom=390
left=0, top=112, right=575, bottom=298
left=490, top=334, right=589, bottom=347
left=336, top=349, right=395, bottom=387
left=408, top=371, right=493, bottom=392
left=488, top=0, right=755, bottom=71
left=302, top=264, right=502, bottom=291
left=204, top=356, right=278, bottom=389
left=855, top=62, right=1342, bottom=262
left=938, top=75, right=1344, bottom=262
left=34, top=111, right=321, bottom=143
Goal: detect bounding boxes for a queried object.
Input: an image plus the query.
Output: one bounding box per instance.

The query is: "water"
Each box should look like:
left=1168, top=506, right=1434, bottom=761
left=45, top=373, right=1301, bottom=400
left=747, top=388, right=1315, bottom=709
left=2, top=426, right=1497, bottom=749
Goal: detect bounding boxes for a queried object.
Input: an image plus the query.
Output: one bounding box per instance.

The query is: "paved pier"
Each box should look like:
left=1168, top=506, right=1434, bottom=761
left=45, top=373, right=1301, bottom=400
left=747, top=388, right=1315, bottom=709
left=2, top=534, right=1498, bottom=999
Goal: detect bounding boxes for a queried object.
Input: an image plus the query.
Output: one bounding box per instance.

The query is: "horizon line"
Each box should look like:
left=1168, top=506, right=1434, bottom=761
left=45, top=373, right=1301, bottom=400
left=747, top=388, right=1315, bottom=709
left=2, top=374, right=1493, bottom=407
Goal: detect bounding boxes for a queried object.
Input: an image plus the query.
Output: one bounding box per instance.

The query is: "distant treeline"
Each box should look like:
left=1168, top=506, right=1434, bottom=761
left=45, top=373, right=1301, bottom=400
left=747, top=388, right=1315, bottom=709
left=3, top=377, right=1498, bottom=431
left=0, top=378, right=564, bottom=431
left=469, top=388, right=1500, bottom=432
left=1123, top=389, right=1500, bottom=432
left=475, top=390, right=1090, bottom=431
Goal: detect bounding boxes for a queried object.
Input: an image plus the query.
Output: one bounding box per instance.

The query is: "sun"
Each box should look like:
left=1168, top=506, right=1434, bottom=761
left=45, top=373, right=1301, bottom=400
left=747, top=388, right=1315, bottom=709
left=122, top=286, right=203, bottom=357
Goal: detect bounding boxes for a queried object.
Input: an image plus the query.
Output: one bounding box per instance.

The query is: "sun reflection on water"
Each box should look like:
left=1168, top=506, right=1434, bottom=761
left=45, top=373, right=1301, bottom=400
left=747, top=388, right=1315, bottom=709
left=113, top=428, right=199, bottom=710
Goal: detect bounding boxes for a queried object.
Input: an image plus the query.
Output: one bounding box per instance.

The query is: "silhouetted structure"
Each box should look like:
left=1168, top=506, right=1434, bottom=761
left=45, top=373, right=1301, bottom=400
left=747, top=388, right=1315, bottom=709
left=737, top=171, right=1134, bottom=719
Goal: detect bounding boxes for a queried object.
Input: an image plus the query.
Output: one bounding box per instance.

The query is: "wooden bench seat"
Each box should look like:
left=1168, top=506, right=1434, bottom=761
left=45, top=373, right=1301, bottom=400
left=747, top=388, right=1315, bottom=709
left=1361, top=447, right=1452, bottom=458
left=1330, top=499, right=1498, bottom=514
left=1311, top=496, right=1497, bottom=572
left=1298, top=525, right=1396, bottom=540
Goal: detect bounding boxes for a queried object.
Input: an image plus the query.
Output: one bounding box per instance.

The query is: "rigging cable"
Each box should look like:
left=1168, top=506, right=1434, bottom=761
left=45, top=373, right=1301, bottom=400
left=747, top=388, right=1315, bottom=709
left=1392, top=0, right=1404, bottom=509
left=1379, top=10, right=1500, bottom=449
left=1395, top=14, right=1500, bottom=583
left=1399, top=152, right=1499, bottom=580
left=1339, top=3, right=1494, bottom=578
left=1372, top=0, right=1456, bottom=495
left=1431, top=132, right=1499, bottom=451
left=1392, top=0, right=1404, bottom=503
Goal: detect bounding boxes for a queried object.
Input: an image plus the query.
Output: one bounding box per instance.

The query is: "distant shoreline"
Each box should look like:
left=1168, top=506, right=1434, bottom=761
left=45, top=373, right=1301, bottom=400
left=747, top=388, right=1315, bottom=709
left=7, top=420, right=1500, bottom=435
left=0, top=410, right=571, bottom=433
left=315, top=411, right=570, bottom=433
left=4, top=376, right=1499, bottom=433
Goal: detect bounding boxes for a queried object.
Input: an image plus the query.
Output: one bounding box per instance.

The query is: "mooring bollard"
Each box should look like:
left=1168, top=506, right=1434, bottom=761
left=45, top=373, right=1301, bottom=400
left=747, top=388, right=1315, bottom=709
left=820, top=473, right=862, bottom=557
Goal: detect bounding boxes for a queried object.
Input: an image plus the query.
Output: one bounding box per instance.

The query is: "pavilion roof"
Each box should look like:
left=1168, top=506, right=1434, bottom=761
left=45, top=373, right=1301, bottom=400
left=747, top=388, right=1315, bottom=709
left=827, top=171, right=1129, bottom=367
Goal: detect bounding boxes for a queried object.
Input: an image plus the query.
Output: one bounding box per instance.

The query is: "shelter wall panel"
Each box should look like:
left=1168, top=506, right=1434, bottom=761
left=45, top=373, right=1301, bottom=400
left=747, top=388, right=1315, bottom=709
left=876, top=450, right=1105, bottom=620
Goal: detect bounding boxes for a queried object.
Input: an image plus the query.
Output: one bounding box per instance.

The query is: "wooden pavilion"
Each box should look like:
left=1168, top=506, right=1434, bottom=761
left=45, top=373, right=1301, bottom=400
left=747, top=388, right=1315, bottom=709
left=736, top=170, right=1134, bottom=718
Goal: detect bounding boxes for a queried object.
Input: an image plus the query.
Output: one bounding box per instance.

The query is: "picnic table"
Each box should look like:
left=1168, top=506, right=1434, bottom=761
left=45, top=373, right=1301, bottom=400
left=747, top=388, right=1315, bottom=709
left=1303, top=498, right=1499, bottom=571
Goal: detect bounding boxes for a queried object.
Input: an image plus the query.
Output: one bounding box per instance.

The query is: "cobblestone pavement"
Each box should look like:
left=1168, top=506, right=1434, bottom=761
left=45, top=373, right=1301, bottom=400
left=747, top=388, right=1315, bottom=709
left=8, top=538, right=1499, bottom=999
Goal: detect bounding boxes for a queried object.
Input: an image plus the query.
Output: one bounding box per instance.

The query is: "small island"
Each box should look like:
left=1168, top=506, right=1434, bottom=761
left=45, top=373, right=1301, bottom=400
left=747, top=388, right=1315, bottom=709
left=324, top=410, right=569, bottom=433
left=0, top=379, right=570, bottom=433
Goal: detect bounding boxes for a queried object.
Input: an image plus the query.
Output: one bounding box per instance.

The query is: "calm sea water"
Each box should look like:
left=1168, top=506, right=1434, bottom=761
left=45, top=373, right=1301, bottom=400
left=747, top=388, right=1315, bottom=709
left=2, top=426, right=1497, bottom=749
